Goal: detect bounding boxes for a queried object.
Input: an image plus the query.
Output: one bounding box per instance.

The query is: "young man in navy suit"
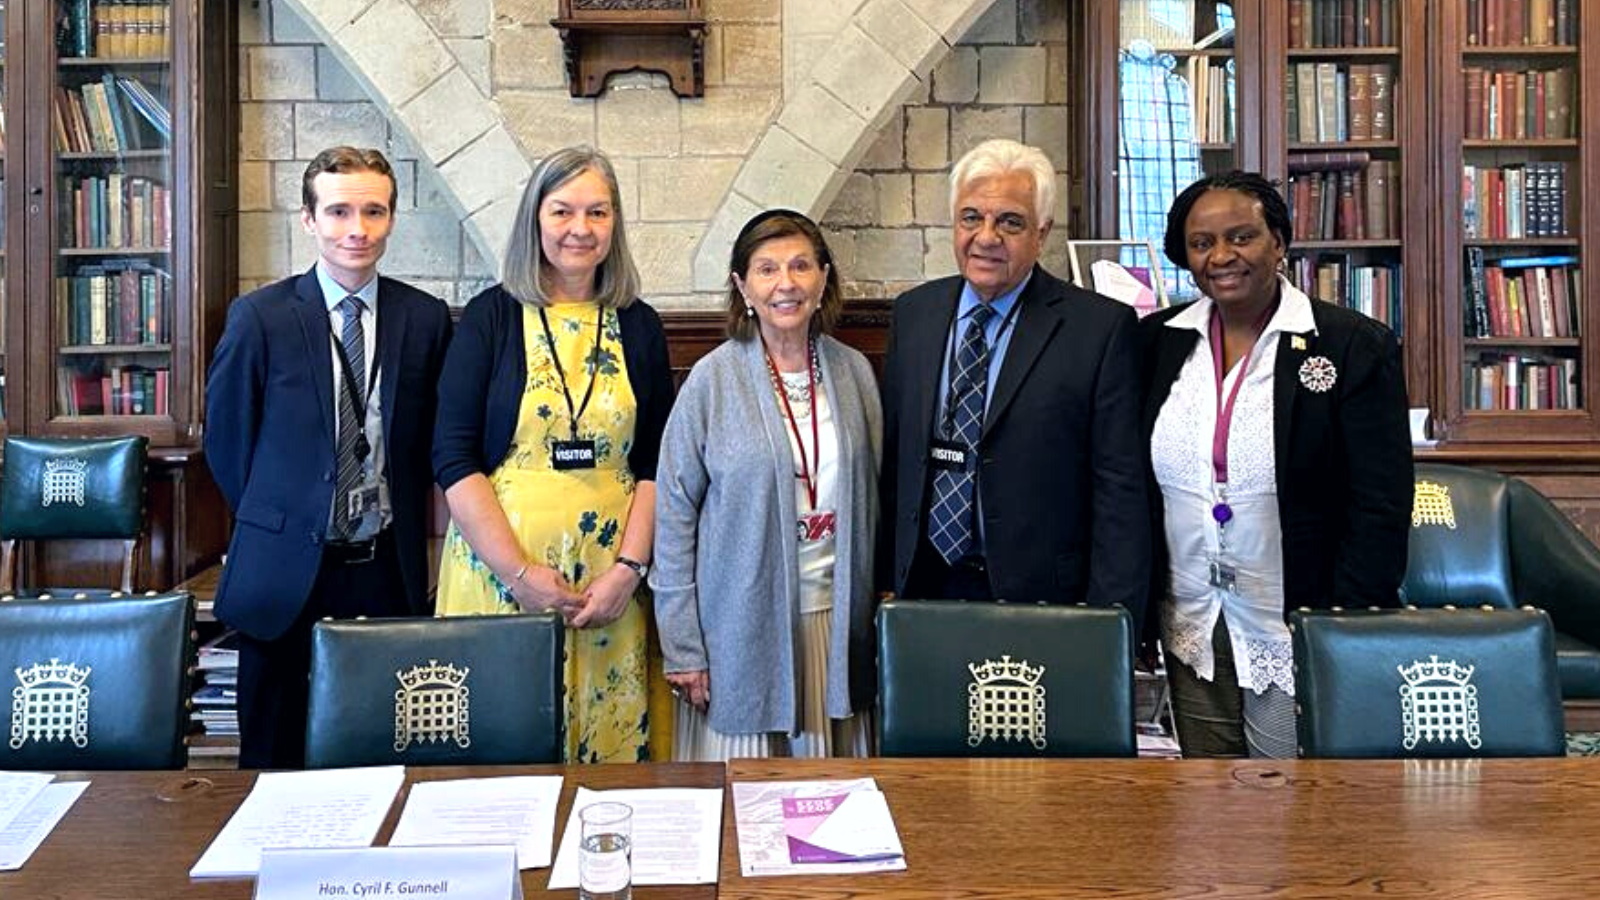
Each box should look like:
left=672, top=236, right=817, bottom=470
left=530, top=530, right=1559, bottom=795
left=879, top=139, right=1149, bottom=626
left=206, top=147, right=453, bottom=768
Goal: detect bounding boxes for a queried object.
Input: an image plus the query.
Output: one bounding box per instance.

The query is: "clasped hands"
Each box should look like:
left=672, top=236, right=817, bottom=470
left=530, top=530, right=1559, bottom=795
left=509, top=562, right=636, bottom=629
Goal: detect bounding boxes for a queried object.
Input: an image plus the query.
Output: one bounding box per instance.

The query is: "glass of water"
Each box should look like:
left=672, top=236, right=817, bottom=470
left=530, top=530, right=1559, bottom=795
left=578, top=801, right=633, bottom=900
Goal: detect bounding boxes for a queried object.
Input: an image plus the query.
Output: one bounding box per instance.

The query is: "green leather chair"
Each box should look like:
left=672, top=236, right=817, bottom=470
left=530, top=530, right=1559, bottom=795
left=1291, top=608, right=1565, bottom=758
left=304, top=614, right=564, bottom=769
left=1405, top=463, right=1600, bottom=700
left=0, top=435, right=149, bottom=594
left=877, top=600, right=1136, bottom=757
left=0, top=591, right=193, bottom=769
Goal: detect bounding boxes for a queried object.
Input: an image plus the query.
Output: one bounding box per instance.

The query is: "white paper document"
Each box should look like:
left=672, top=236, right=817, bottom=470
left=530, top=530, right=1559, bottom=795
left=548, top=787, right=722, bottom=887
left=190, top=766, right=406, bottom=879
left=732, top=779, right=908, bottom=877
left=0, top=780, right=89, bottom=871
left=389, top=775, right=564, bottom=870
left=0, top=772, right=54, bottom=835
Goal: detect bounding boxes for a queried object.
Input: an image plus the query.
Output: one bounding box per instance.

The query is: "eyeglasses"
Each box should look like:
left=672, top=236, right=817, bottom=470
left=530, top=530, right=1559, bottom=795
left=956, top=210, right=1032, bottom=237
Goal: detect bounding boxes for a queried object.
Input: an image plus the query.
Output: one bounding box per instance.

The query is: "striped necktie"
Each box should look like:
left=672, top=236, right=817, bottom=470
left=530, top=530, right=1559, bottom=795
left=332, top=294, right=367, bottom=539
left=927, top=303, right=995, bottom=565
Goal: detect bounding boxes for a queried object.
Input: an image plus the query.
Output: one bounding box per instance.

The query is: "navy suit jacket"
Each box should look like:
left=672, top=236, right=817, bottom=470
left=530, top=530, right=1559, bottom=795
left=879, top=265, right=1151, bottom=626
left=205, top=267, right=453, bottom=640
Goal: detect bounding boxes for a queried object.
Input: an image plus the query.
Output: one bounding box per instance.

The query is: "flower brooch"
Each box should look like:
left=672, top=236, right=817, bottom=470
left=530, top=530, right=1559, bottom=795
left=1298, top=355, right=1338, bottom=393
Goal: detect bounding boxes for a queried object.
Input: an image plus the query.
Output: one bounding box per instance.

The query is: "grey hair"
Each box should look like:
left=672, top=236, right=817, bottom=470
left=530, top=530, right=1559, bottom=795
left=948, top=139, right=1057, bottom=225
left=501, top=146, right=640, bottom=309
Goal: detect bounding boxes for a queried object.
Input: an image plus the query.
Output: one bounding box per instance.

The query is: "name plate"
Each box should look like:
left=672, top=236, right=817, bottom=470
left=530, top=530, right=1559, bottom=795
left=255, top=846, right=522, bottom=900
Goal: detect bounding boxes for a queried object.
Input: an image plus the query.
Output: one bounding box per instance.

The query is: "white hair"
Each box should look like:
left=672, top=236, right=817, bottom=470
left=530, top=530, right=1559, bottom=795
left=948, top=139, right=1057, bottom=225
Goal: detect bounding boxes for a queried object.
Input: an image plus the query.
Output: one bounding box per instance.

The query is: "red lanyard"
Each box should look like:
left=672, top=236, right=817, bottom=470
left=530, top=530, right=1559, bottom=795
left=1207, top=300, right=1278, bottom=484
left=763, top=340, right=820, bottom=511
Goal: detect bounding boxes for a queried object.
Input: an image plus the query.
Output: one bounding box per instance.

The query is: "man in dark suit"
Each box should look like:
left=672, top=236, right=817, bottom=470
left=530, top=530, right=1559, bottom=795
left=206, top=146, right=453, bottom=768
left=880, top=139, right=1149, bottom=623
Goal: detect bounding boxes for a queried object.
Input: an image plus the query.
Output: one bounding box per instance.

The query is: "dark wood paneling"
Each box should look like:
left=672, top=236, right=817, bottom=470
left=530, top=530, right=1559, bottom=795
left=660, top=298, right=892, bottom=386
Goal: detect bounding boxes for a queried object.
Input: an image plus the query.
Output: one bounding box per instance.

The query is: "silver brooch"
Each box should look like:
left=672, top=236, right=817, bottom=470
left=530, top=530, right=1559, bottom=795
left=1298, top=356, right=1338, bottom=393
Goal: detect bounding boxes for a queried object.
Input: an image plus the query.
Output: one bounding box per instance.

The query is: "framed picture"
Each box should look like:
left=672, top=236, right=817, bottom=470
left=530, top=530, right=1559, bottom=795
left=1065, top=239, right=1172, bottom=317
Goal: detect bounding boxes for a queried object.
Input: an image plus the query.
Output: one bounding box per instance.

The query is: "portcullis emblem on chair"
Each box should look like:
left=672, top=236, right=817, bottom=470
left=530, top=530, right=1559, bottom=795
left=1399, top=655, right=1480, bottom=750
left=968, top=656, right=1047, bottom=750
left=39, top=457, right=89, bottom=508
left=1411, top=481, right=1457, bottom=529
left=11, top=659, right=92, bottom=749
left=393, top=660, right=471, bottom=752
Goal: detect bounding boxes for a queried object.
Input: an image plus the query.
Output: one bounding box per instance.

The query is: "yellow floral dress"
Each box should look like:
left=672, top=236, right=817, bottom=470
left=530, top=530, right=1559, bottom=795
left=436, top=300, right=668, bottom=763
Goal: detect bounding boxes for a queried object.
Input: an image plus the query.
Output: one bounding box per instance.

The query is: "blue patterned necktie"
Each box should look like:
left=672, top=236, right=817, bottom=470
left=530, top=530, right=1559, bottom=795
left=332, top=294, right=367, bottom=539
left=927, top=303, right=996, bottom=565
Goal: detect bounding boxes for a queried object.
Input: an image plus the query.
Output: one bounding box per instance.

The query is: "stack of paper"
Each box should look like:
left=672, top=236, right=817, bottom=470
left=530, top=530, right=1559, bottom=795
left=191, top=630, right=240, bottom=753
left=548, top=787, right=723, bottom=888
left=389, top=775, right=564, bottom=869
left=190, top=766, right=405, bottom=879
left=0, top=772, right=89, bottom=871
left=732, top=779, right=906, bottom=877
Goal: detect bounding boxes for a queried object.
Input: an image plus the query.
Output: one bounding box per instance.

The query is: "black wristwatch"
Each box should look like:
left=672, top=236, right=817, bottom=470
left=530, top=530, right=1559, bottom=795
left=616, top=555, right=650, bottom=579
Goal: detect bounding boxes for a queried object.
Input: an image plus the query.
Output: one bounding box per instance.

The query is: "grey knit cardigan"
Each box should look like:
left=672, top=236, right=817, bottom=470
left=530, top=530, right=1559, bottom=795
left=650, top=334, right=882, bottom=735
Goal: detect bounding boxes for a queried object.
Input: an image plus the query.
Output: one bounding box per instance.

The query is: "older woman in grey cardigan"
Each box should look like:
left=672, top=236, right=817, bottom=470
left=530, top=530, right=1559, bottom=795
left=650, top=210, right=881, bottom=760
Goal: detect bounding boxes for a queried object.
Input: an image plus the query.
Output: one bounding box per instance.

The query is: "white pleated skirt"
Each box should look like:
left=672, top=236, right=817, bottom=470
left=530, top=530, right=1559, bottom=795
left=672, top=608, right=874, bottom=761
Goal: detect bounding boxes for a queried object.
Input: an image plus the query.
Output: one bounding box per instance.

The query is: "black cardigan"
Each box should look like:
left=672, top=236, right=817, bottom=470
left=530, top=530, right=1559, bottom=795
left=433, top=284, right=675, bottom=490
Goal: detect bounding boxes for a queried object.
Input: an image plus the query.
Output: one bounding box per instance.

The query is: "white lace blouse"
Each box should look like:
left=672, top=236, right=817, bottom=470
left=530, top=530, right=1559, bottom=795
left=1150, top=281, right=1317, bottom=696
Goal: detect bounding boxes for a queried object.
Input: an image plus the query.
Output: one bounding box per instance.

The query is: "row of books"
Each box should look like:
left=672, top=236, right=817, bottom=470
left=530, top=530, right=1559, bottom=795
left=1290, top=256, right=1403, bottom=331
left=55, top=261, right=171, bottom=346
left=1462, top=162, right=1568, bottom=239
left=191, top=630, right=240, bottom=763
left=1465, top=0, right=1578, bottom=46
left=1286, top=158, right=1400, bottom=241
left=1186, top=56, right=1234, bottom=145
left=56, top=0, right=172, bottom=59
left=56, top=362, right=170, bottom=416
left=59, top=173, right=171, bottom=250
left=1463, top=66, right=1575, bottom=140
left=1286, top=62, right=1394, bottom=144
left=1288, top=0, right=1399, bottom=49
left=54, top=75, right=171, bottom=153
left=1464, top=354, right=1580, bottom=409
left=1464, top=249, right=1582, bottom=339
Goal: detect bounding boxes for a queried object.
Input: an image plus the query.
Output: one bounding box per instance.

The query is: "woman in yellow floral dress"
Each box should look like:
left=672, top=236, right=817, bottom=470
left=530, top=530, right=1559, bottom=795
left=432, top=147, right=675, bottom=762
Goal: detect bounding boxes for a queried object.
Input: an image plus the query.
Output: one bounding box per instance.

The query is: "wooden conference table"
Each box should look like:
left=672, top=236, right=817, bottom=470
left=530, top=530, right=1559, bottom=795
left=2, top=762, right=722, bottom=900
left=7, top=757, right=1600, bottom=898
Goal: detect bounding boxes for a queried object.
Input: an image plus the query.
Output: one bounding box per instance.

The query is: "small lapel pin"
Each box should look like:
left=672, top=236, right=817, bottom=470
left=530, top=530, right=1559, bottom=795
left=1291, top=335, right=1307, bottom=351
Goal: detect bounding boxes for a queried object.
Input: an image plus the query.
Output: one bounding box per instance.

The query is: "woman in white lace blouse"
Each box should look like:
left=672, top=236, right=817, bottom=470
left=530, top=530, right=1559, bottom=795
left=1138, top=172, right=1413, bottom=758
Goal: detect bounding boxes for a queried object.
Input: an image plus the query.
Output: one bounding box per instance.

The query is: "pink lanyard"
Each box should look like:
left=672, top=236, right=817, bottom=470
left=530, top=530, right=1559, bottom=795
left=763, top=339, right=820, bottom=512
left=1207, top=301, right=1278, bottom=486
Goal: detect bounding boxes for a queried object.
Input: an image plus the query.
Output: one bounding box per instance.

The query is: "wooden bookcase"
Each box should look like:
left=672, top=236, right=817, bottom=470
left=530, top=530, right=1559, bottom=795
left=1076, top=0, right=1600, bottom=530
left=1, top=0, right=236, bottom=588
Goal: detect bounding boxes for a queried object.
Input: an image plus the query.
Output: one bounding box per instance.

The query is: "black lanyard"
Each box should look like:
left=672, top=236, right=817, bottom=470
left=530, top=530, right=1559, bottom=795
left=329, top=306, right=381, bottom=461
left=939, top=296, right=1023, bottom=438
left=537, top=305, right=605, bottom=442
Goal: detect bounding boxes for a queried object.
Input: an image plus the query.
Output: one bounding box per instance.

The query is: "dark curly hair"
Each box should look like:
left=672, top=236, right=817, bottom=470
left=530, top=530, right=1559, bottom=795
left=1163, top=171, right=1292, bottom=271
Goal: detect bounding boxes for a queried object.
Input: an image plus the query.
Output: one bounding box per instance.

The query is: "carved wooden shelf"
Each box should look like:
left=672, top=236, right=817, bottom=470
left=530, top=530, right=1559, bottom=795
left=552, top=0, right=706, bottom=98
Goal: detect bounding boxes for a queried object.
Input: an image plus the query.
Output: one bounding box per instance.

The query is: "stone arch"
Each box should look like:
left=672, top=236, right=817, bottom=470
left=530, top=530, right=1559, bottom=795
left=279, top=0, right=526, bottom=272
left=282, top=0, right=1000, bottom=292
left=691, top=0, right=1001, bottom=290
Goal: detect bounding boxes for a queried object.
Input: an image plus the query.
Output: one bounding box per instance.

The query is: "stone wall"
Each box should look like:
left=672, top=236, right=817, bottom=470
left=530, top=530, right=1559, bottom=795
left=820, top=1, right=1072, bottom=298
left=237, top=0, right=496, bottom=303
left=237, top=0, right=1070, bottom=308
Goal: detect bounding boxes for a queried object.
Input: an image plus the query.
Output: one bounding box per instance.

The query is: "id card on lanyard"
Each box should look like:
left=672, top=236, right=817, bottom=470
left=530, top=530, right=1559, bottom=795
left=330, top=310, right=383, bottom=521
left=538, top=306, right=604, bottom=470
left=764, top=339, right=835, bottom=546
